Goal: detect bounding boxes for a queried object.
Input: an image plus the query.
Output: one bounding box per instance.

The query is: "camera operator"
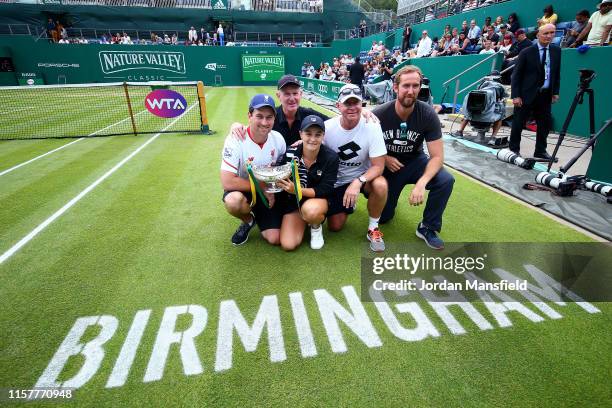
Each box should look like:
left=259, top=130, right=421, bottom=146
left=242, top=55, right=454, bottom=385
left=379, top=58, right=395, bottom=81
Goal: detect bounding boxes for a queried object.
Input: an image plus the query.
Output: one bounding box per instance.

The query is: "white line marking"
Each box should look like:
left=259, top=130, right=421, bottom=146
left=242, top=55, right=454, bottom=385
left=0, top=109, right=148, bottom=178
left=0, top=138, right=84, bottom=177
left=0, top=103, right=197, bottom=265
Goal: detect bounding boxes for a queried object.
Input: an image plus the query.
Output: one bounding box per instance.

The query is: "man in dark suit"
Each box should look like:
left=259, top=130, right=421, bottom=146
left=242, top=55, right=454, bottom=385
left=401, top=24, right=412, bottom=53
left=509, top=24, right=561, bottom=159
left=348, top=56, right=365, bottom=95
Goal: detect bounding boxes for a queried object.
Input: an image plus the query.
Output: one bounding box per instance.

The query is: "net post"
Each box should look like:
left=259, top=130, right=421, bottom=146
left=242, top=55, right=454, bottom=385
left=123, top=82, right=138, bottom=136
left=197, top=81, right=213, bottom=135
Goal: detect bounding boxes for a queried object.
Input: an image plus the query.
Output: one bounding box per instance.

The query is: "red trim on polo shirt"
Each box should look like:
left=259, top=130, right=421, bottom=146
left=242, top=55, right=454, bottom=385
left=247, top=127, right=265, bottom=149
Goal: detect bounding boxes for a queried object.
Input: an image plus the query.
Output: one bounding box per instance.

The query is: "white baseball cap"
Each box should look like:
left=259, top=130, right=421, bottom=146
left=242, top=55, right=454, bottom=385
left=337, top=84, right=363, bottom=103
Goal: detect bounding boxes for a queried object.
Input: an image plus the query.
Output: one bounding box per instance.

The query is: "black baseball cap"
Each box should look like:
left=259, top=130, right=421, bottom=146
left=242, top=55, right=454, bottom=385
left=300, top=115, right=325, bottom=132
left=277, top=74, right=301, bottom=90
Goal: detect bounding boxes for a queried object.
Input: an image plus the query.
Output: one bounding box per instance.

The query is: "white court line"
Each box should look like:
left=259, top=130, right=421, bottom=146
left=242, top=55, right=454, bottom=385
left=0, top=109, right=148, bottom=178
left=0, top=138, right=84, bottom=177
left=0, top=102, right=197, bottom=265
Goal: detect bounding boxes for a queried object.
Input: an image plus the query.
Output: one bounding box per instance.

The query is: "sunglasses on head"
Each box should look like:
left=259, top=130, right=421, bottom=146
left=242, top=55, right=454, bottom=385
left=339, top=88, right=362, bottom=97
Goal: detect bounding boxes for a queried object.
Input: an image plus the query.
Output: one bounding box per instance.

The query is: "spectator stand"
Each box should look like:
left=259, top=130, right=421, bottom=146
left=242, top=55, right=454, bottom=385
left=22, top=0, right=326, bottom=12
left=397, top=0, right=513, bottom=26
left=0, top=24, right=36, bottom=36
left=234, top=32, right=321, bottom=46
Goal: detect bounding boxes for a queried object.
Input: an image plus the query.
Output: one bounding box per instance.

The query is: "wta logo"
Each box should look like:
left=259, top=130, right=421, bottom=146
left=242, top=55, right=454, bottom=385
left=145, top=89, right=187, bottom=118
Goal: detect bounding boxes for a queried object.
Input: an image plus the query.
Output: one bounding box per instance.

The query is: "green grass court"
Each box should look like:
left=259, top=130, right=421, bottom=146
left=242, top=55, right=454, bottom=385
left=0, top=86, right=609, bottom=406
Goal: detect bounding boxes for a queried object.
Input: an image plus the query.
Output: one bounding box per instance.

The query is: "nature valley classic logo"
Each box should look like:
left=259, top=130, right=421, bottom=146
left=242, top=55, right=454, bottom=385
left=145, top=89, right=187, bottom=118
left=241, top=55, right=285, bottom=82
left=242, top=56, right=284, bottom=70
left=99, top=51, right=186, bottom=75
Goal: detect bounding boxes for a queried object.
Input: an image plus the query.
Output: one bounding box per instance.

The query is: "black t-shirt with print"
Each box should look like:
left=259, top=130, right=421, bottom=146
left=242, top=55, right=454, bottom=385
left=371, top=100, right=442, bottom=164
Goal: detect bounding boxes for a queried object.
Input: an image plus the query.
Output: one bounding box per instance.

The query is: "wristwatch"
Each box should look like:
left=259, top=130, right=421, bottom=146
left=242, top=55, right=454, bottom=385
left=358, top=175, right=367, bottom=184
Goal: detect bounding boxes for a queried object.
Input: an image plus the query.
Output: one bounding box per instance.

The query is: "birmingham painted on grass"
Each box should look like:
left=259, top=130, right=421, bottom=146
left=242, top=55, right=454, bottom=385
left=35, top=265, right=599, bottom=390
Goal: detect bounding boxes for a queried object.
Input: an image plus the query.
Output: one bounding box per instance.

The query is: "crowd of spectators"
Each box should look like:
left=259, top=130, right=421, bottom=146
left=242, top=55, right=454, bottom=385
left=45, top=18, right=67, bottom=43
left=348, top=19, right=398, bottom=39
left=402, top=4, right=609, bottom=61
left=406, top=0, right=513, bottom=26
left=300, top=1, right=611, bottom=90
left=403, top=12, right=526, bottom=60
left=300, top=40, right=404, bottom=87
left=51, top=23, right=239, bottom=46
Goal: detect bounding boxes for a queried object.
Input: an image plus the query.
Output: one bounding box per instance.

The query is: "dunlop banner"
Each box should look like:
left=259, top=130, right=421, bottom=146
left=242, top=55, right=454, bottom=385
left=298, top=76, right=344, bottom=101
left=241, top=55, right=285, bottom=82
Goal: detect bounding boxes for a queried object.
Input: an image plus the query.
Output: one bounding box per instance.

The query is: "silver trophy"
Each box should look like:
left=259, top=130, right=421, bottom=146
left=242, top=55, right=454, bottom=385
left=251, top=163, right=293, bottom=193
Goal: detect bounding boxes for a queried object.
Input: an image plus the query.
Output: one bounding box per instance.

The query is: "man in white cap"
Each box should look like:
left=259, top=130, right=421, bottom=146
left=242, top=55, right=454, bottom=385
left=323, top=84, right=388, bottom=252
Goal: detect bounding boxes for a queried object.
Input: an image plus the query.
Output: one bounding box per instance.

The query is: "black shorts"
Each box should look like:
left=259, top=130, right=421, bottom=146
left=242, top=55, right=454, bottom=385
left=222, top=191, right=283, bottom=231
left=327, top=183, right=368, bottom=217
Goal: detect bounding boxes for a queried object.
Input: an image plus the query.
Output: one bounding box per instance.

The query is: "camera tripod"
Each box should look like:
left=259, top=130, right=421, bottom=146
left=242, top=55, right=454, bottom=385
left=547, top=70, right=596, bottom=172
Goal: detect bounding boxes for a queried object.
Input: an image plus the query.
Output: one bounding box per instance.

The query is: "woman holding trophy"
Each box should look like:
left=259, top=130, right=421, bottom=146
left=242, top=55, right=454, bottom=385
left=276, top=115, right=339, bottom=251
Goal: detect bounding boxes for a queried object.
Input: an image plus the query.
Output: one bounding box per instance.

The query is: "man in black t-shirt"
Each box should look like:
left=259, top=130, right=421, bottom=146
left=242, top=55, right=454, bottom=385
left=371, top=65, right=454, bottom=250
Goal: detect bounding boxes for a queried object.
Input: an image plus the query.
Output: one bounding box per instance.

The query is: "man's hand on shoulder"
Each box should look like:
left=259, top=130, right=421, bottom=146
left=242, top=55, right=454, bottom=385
left=230, top=123, right=247, bottom=141
left=361, top=109, right=380, bottom=123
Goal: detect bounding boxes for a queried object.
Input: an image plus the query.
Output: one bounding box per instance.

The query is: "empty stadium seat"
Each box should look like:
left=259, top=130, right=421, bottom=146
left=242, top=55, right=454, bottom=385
left=556, top=21, right=573, bottom=31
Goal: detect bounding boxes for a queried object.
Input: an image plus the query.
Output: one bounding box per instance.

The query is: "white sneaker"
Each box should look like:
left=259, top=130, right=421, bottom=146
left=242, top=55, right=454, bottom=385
left=310, top=225, right=324, bottom=250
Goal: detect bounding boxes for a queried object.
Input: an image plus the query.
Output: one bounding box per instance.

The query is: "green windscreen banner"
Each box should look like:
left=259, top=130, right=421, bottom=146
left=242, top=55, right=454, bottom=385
left=299, top=76, right=345, bottom=101
left=17, top=72, right=44, bottom=86
left=241, top=55, right=285, bottom=82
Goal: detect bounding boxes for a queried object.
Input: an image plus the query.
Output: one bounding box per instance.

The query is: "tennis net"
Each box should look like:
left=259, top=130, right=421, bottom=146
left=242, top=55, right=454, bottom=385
left=0, top=81, right=210, bottom=140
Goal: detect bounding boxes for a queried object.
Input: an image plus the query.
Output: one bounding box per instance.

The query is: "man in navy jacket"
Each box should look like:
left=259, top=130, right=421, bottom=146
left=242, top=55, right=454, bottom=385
left=509, top=24, right=561, bottom=159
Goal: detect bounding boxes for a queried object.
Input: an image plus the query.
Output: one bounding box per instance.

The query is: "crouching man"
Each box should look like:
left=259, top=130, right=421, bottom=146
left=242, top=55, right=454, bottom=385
left=220, top=94, right=287, bottom=246
left=324, top=84, right=388, bottom=252
left=372, top=65, right=454, bottom=250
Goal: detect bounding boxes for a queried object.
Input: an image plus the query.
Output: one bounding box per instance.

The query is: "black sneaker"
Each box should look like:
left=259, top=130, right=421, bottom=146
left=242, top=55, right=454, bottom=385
left=415, top=223, right=444, bottom=250
left=231, top=215, right=255, bottom=246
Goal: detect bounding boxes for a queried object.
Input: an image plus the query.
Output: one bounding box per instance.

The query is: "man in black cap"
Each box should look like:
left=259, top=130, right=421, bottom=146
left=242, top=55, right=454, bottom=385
left=231, top=74, right=378, bottom=146
left=274, top=74, right=331, bottom=145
